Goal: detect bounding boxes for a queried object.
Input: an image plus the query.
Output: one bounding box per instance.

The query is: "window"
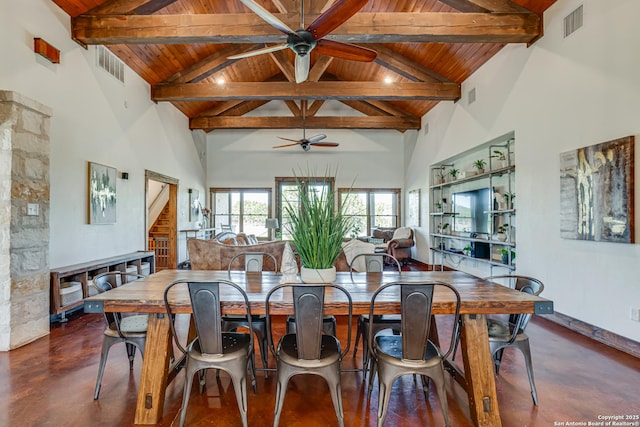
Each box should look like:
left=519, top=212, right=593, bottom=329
left=339, top=188, right=401, bottom=237
left=276, top=177, right=334, bottom=240
left=210, top=188, right=272, bottom=239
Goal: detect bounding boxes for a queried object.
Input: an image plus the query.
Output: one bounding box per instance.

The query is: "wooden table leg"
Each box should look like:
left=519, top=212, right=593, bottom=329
left=459, top=314, right=502, bottom=427
left=134, top=313, right=172, bottom=425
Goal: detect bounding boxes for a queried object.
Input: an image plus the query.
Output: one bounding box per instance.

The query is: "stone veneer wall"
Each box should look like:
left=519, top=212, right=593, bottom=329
left=0, top=91, right=51, bottom=351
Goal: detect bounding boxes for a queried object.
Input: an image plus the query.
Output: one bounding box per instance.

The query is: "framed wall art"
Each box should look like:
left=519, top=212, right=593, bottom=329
left=560, top=135, right=634, bottom=243
left=88, top=161, right=117, bottom=224
left=189, top=189, right=200, bottom=221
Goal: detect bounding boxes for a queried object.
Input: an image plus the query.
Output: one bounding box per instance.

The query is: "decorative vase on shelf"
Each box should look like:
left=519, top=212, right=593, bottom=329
left=300, top=266, right=336, bottom=284
left=494, top=232, right=507, bottom=242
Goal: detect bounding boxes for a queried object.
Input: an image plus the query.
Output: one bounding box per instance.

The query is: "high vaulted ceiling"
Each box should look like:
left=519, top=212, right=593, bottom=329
left=52, top=0, right=557, bottom=132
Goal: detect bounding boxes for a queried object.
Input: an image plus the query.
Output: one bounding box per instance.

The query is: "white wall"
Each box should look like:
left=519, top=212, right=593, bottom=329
left=207, top=101, right=406, bottom=204
left=405, top=0, right=640, bottom=341
left=0, top=0, right=206, bottom=267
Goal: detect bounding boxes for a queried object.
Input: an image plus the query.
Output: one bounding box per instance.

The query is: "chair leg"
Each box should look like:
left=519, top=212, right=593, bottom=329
left=429, top=367, right=451, bottom=427
left=94, top=337, right=116, bottom=400
left=179, top=362, right=196, bottom=427
left=367, top=356, right=377, bottom=398
left=517, top=340, right=539, bottom=406
left=273, top=371, right=293, bottom=427
left=320, top=364, right=344, bottom=427
left=254, top=327, right=269, bottom=379
left=494, top=348, right=505, bottom=374
left=228, top=359, right=249, bottom=427
left=376, top=365, right=396, bottom=427
left=353, top=317, right=363, bottom=358
left=126, top=342, right=136, bottom=369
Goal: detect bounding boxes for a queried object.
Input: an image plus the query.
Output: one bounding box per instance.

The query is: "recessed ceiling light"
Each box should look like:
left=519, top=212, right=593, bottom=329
left=216, top=78, right=225, bottom=85
left=384, top=77, right=393, bottom=84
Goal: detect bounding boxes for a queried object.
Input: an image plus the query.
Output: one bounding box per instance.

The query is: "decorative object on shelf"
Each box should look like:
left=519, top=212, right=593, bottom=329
left=499, top=249, right=515, bottom=265
left=88, top=162, right=117, bottom=224
left=495, top=192, right=507, bottom=211
left=448, top=168, right=459, bottom=181
left=435, top=201, right=442, bottom=212
left=283, top=168, right=354, bottom=283
left=473, top=159, right=486, bottom=174
left=503, top=191, right=516, bottom=209
left=441, top=223, right=450, bottom=235
left=491, top=150, right=507, bottom=168
left=436, top=170, right=446, bottom=184
left=494, top=223, right=509, bottom=242
left=463, top=245, right=472, bottom=256
left=560, top=135, right=635, bottom=243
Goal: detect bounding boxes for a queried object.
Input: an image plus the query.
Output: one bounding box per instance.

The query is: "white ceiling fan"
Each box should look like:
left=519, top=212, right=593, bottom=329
left=229, top=0, right=376, bottom=83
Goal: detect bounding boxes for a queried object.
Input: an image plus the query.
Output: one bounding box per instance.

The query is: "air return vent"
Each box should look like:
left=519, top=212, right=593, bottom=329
left=96, top=45, right=124, bottom=83
left=563, top=5, right=583, bottom=38
left=468, top=87, right=477, bottom=105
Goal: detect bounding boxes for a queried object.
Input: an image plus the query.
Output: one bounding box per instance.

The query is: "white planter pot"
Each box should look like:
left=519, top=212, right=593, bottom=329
left=300, top=266, right=337, bottom=284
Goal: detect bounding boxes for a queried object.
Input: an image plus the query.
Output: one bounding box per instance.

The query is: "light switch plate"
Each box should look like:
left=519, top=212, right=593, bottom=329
left=27, top=203, right=39, bottom=216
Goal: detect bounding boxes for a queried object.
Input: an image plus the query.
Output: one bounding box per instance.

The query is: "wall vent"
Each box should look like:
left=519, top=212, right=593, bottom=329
left=563, top=5, right=583, bottom=38
left=96, top=45, right=125, bottom=83
left=468, top=87, right=476, bottom=105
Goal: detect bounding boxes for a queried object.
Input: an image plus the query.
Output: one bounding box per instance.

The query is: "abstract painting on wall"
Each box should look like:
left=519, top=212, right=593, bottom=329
left=88, top=162, right=117, bottom=224
left=560, top=136, right=634, bottom=243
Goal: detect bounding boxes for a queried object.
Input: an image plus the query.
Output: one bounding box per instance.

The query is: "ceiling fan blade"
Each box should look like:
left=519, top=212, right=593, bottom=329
left=277, top=136, right=302, bottom=143
left=309, top=142, right=340, bottom=147
left=227, top=43, right=288, bottom=60
left=306, top=134, right=327, bottom=143
left=315, top=39, right=376, bottom=62
left=273, top=142, right=302, bottom=148
left=295, top=55, right=311, bottom=83
left=238, top=0, right=296, bottom=36
left=306, top=0, right=369, bottom=40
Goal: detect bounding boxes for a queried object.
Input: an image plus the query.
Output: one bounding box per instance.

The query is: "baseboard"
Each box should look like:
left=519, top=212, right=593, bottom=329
left=542, top=312, right=640, bottom=359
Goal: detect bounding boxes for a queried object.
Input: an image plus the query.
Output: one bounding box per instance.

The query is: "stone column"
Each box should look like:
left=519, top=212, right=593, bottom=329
left=0, top=91, right=51, bottom=351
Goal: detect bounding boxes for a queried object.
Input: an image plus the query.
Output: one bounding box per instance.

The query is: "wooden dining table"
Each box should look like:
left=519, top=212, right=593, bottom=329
left=84, top=269, right=553, bottom=427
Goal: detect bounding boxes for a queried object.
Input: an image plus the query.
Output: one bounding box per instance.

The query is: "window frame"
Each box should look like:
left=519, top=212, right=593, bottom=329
left=275, top=176, right=335, bottom=240
left=338, top=188, right=402, bottom=237
left=209, top=187, right=273, bottom=240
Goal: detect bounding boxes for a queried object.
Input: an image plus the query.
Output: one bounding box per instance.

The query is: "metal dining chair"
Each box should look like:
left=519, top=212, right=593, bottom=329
left=367, top=281, right=461, bottom=427
left=223, top=252, right=278, bottom=378
left=164, top=279, right=257, bottom=427
left=91, top=271, right=147, bottom=400
left=266, top=283, right=353, bottom=427
left=349, top=253, right=402, bottom=378
left=483, top=274, right=544, bottom=405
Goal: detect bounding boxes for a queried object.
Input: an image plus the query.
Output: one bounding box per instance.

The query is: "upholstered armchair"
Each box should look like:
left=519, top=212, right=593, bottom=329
left=384, top=227, right=415, bottom=263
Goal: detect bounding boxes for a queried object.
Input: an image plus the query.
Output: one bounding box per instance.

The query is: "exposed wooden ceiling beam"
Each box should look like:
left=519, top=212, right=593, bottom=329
left=439, top=0, right=528, bottom=13
left=190, top=115, right=421, bottom=130
left=371, top=44, right=451, bottom=83
left=72, top=12, right=541, bottom=44
left=152, top=81, right=461, bottom=102
left=86, top=0, right=177, bottom=15
left=306, top=100, right=324, bottom=117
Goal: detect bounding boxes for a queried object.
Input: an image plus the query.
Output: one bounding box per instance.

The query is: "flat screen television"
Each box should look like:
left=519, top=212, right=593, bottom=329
left=452, top=188, right=491, bottom=235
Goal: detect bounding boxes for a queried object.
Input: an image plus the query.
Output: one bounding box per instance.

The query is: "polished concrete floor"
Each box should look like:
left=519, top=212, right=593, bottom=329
left=1, top=284, right=639, bottom=426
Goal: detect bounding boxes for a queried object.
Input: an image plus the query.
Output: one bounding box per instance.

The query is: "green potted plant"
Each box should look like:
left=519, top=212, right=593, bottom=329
left=494, top=223, right=509, bottom=241
left=463, top=245, right=472, bottom=256
left=284, top=171, right=354, bottom=283
left=504, top=191, right=516, bottom=209
left=448, top=168, right=459, bottom=181
left=491, top=150, right=507, bottom=168
left=441, top=223, right=450, bottom=235
left=473, top=159, right=486, bottom=174
left=499, top=248, right=515, bottom=265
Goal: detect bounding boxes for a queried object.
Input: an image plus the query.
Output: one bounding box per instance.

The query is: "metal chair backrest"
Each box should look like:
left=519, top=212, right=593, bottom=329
left=164, top=280, right=253, bottom=355
left=369, top=281, right=461, bottom=361
left=93, top=271, right=146, bottom=337
left=349, top=253, right=401, bottom=280
left=484, top=275, right=544, bottom=339
left=266, top=283, right=352, bottom=360
left=227, top=252, right=278, bottom=277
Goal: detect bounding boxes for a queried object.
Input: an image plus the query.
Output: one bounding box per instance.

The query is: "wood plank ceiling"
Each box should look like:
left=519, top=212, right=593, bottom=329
left=52, top=0, right=557, bottom=132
